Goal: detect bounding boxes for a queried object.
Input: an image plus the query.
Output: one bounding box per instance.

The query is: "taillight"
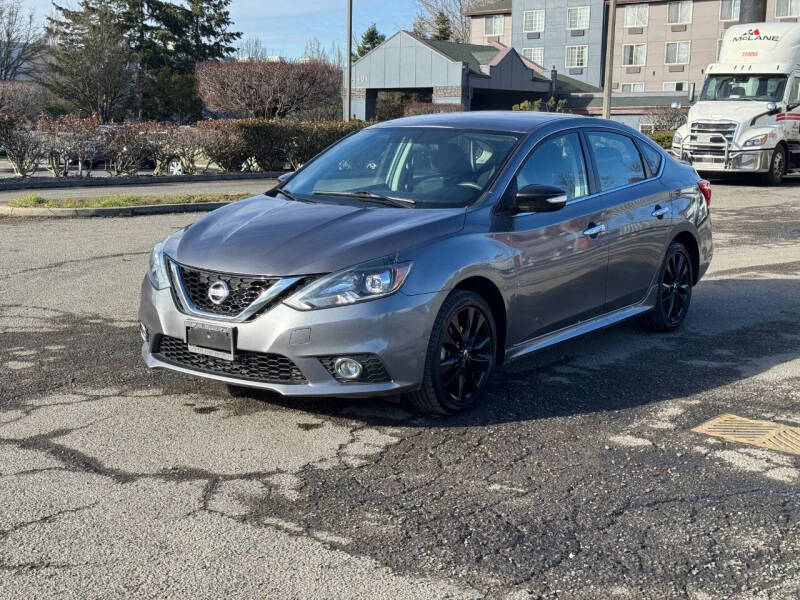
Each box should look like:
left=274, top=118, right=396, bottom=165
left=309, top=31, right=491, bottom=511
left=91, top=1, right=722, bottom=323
left=697, top=180, right=711, bottom=207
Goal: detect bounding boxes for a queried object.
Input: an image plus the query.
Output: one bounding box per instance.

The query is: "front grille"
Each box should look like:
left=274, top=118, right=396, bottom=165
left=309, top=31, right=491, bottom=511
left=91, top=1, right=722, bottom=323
left=173, top=262, right=280, bottom=316
left=685, top=145, right=726, bottom=157
left=689, top=121, right=737, bottom=145
left=154, top=336, right=307, bottom=384
left=318, top=354, right=391, bottom=383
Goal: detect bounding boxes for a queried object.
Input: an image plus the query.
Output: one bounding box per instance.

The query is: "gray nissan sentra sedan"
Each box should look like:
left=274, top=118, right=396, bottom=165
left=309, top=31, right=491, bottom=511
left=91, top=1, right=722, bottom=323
left=139, top=112, right=712, bottom=414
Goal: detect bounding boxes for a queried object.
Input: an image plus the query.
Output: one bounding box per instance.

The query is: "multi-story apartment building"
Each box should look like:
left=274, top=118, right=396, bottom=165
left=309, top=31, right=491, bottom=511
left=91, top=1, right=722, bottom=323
left=610, top=0, right=800, bottom=95
left=466, top=0, right=606, bottom=88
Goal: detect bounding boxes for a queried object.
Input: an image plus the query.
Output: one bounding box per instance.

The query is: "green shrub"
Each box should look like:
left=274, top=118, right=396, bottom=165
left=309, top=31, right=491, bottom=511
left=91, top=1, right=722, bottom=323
left=196, top=119, right=250, bottom=173
left=647, top=131, right=674, bottom=149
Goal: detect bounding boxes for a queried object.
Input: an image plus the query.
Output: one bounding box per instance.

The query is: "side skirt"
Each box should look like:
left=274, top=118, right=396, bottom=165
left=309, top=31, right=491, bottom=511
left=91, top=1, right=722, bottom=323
left=504, top=302, right=654, bottom=363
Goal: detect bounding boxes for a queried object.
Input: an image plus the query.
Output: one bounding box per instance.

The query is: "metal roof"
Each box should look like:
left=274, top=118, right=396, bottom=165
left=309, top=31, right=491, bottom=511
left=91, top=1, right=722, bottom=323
left=369, top=111, right=581, bottom=133
left=422, top=39, right=500, bottom=75
left=464, top=0, right=512, bottom=15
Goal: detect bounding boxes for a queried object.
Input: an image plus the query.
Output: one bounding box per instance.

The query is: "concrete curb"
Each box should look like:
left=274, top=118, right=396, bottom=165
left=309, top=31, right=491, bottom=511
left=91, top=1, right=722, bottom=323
left=0, top=171, right=283, bottom=191
left=0, top=202, right=229, bottom=218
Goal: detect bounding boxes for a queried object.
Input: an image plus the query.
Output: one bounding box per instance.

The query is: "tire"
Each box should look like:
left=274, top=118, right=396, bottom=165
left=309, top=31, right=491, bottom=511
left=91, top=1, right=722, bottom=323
left=406, top=290, right=498, bottom=415
left=167, top=157, right=184, bottom=176
left=638, top=241, right=693, bottom=333
left=761, top=145, right=786, bottom=186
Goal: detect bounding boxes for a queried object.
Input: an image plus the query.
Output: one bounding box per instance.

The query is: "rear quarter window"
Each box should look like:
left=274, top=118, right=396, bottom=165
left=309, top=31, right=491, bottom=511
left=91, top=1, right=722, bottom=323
left=639, top=141, right=663, bottom=176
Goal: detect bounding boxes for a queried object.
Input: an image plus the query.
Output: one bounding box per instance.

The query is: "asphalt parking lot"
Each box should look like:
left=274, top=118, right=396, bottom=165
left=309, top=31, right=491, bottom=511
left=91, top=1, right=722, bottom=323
left=1, top=180, right=799, bottom=599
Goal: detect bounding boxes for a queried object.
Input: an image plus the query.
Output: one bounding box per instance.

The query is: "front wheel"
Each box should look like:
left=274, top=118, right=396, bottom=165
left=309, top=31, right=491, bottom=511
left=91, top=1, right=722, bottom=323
left=406, top=291, right=497, bottom=415
left=761, top=146, right=786, bottom=186
left=638, top=242, right=693, bottom=333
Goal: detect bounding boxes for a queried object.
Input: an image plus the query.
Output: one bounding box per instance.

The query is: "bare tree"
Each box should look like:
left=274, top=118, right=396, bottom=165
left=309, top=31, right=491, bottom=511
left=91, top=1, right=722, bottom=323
left=196, top=59, right=342, bottom=120
left=641, top=106, right=687, bottom=131
left=236, top=36, right=269, bottom=60
left=0, top=1, right=44, bottom=80
left=413, top=0, right=494, bottom=43
left=0, top=81, right=51, bottom=119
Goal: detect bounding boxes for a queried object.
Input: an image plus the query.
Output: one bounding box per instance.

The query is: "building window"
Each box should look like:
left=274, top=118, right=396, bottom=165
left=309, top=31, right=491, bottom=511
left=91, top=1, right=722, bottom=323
left=665, top=41, right=691, bottom=64
left=522, top=47, right=544, bottom=64
left=523, top=10, right=545, bottom=33
left=624, top=4, right=649, bottom=27
left=663, top=81, right=688, bottom=91
left=484, top=14, right=504, bottom=36
left=622, top=44, right=646, bottom=66
left=565, top=45, right=588, bottom=68
left=776, top=0, right=800, bottom=17
left=668, top=1, right=693, bottom=24
left=720, top=0, right=740, bottom=20
left=621, top=82, right=645, bottom=93
left=567, top=6, right=590, bottom=30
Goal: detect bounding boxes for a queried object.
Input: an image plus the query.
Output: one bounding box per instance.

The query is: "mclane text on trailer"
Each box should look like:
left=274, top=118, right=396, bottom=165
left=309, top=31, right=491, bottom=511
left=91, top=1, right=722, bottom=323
left=672, top=22, right=800, bottom=184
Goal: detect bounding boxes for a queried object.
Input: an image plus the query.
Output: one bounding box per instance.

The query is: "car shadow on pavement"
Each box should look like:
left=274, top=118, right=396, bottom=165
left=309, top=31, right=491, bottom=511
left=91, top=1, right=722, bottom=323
left=230, top=276, right=800, bottom=428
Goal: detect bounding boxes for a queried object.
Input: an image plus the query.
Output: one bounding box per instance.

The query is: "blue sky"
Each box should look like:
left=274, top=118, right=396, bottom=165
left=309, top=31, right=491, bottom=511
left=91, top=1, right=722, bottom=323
left=27, top=0, right=418, bottom=58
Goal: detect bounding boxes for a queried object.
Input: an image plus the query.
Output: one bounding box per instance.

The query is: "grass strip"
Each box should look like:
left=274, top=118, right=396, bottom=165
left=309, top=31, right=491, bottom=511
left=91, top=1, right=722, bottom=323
left=7, top=193, right=251, bottom=209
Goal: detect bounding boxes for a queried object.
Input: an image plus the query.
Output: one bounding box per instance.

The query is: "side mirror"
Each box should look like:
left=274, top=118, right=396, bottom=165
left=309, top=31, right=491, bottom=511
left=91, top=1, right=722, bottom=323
left=767, top=101, right=782, bottom=114
left=515, top=184, right=568, bottom=213
left=277, top=171, right=296, bottom=184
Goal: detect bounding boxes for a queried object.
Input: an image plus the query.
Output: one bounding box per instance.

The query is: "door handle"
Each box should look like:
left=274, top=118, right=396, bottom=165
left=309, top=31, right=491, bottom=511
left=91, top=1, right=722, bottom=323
left=583, top=223, right=606, bottom=238
left=652, top=205, right=669, bottom=219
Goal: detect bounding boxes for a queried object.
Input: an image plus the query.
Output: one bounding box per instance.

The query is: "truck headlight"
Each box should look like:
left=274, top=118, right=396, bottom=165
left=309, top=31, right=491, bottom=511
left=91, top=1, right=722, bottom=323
left=672, top=132, right=683, bottom=146
left=285, top=257, right=413, bottom=310
left=147, top=241, right=170, bottom=289
left=743, top=134, right=769, bottom=147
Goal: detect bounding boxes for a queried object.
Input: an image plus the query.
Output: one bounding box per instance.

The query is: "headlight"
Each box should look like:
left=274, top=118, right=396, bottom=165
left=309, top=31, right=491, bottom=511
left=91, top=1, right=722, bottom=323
left=743, top=134, right=769, bottom=147
left=147, top=241, right=170, bottom=289
left=285, top=257, right=413, bottom=310
left=672, top=132, right=683, bottom=146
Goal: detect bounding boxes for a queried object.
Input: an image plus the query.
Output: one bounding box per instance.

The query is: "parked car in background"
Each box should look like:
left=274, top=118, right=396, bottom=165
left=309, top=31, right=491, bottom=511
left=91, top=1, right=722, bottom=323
left=139, top=112, right=712, bottom=415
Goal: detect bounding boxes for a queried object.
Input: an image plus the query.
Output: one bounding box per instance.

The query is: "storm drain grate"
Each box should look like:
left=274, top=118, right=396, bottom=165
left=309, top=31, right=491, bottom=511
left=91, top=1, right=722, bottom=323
left=693, top=413, right=800, bottom=456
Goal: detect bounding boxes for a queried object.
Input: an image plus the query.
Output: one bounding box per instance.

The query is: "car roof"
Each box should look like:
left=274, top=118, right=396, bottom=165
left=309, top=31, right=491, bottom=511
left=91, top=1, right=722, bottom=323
left=369, top=111, right=587, bottom=134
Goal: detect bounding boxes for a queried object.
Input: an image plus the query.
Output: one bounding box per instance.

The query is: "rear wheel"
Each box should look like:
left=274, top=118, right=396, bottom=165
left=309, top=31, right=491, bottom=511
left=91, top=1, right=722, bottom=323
left=761, top=145, right=785, bottom=186
left=638, top=242, right=693, bottom=332
left=406, top=291, right=497, bottom=415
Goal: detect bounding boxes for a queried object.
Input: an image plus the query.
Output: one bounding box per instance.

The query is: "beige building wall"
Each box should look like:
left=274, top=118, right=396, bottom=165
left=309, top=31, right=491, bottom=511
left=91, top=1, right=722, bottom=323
left=612, top=0, right=738, bottom=95
left=469, top=13, right=513, bottom=46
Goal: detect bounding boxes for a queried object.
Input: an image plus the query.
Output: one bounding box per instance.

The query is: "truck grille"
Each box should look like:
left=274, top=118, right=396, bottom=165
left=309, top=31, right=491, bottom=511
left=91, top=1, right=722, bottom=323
left=172, top=263, right=280, bottom=317
left=689, top=121, right=737, bottom=144
left=153, top=335, right=307, bottom=384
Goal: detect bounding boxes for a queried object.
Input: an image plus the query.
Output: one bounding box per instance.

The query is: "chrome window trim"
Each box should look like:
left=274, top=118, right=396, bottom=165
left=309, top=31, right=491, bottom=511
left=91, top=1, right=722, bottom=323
left=168, top=259, right=303, bottom=323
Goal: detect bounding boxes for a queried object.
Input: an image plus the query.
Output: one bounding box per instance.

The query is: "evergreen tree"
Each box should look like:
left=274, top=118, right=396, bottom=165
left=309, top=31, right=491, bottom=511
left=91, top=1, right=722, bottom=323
left=41, top=2, right=135, bottom=122
left=171, top=0, right=241, bottom=66
left=430, top=11, right=452, bottom=41
left=354, top=24, right=386, bottom=60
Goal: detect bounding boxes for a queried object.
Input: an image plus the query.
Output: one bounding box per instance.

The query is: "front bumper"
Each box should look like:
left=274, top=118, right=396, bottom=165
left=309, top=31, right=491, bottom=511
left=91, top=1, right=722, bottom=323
left=672, top=145, right=772, bottom=173
left=138, top=277, right=443, bottom=397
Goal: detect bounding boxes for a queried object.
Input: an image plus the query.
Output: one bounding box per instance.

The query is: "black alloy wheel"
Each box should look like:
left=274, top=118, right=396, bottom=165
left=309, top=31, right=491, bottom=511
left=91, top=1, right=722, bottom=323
left=639, top=241, right=693, bottom=332
left=407, top=290, right=497, bottom=415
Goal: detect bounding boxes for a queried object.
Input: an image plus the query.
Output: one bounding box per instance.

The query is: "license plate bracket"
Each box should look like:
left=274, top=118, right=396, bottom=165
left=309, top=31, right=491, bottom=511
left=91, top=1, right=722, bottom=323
left=186, top=321, right=235, bottom=361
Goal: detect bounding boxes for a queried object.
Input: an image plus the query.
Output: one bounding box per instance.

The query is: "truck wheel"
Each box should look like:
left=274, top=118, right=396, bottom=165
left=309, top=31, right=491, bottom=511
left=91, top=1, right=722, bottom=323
left=761, top=146, right=785, bottom=186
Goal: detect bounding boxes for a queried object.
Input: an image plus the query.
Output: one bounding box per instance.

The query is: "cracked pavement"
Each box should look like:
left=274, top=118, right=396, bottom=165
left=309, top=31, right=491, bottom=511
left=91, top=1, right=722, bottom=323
left=1, top=180, right=799, bottom=599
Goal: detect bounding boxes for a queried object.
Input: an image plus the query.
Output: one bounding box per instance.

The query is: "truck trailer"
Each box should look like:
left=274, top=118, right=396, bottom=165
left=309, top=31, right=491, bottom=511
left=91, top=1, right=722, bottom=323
left=672, top=22, right=800, bottom=184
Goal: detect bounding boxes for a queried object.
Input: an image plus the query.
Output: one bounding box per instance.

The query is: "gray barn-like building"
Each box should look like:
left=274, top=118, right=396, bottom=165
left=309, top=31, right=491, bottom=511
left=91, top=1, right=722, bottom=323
left=347, top=31, right=595, bottom=121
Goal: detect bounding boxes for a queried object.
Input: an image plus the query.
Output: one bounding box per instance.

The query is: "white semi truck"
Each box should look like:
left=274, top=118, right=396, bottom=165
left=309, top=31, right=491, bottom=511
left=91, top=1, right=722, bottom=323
left=672, top=22, right=800, bottom=184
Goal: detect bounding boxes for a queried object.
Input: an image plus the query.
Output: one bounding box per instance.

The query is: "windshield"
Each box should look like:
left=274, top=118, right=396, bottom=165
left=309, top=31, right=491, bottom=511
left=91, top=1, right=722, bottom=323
left=700, top=74, right=787, bottom=102
left=283, top=127, right=522, bottom=208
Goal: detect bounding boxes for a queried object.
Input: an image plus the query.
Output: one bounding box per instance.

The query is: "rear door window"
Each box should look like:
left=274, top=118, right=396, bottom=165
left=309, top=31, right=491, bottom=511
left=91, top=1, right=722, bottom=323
left=586, top=131, right=646, bottom=191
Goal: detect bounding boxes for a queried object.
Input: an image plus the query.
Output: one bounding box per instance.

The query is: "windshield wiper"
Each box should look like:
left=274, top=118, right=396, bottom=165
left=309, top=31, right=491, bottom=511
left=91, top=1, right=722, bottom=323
left=313, top=190, right=416, bottom=208
left=269, top=185, right=303, bottom=203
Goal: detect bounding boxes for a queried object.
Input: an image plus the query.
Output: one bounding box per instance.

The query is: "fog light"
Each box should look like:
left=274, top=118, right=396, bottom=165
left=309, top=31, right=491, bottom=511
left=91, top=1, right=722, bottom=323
left=334, top=357, right=363, bottom=380
left=139, top=322, right=149, bottom=343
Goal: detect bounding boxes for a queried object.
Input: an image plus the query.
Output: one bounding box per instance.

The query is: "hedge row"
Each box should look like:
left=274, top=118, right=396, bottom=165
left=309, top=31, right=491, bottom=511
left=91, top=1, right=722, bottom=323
left=0, top=114, right=368, bottom=179
left=647, top=131, right=674, bottom=150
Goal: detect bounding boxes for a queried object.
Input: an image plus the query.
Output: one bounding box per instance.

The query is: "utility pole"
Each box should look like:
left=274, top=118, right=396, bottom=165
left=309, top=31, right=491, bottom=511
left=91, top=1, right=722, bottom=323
left=602, top=0, right=617, bottom=119
left=345, top=0, right=353, bottom=122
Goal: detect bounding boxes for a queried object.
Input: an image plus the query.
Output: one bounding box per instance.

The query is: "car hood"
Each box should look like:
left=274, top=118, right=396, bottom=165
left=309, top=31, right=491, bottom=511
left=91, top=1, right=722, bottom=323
left=169, top=194, right=466, bottom=276
left=688, top=101, right=775, bottom=124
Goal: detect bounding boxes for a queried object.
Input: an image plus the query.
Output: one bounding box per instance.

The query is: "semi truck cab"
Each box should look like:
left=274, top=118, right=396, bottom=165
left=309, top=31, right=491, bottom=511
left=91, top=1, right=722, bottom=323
left=672, top=23, right=800, bottom=184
